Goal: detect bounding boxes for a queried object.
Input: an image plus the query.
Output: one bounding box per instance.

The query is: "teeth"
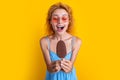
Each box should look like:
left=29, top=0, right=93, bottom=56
left=57, top=26, right=64, bottom=28
left=57, top=26, right=64, bottom=30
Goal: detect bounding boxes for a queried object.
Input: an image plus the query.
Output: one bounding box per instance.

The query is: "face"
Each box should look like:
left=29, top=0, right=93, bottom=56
left=50, top=9, right=69, bottom=35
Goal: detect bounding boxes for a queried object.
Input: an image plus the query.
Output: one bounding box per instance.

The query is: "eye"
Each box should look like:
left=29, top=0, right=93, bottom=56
left=62, top=17, right=68, bottom=21
left=52, top=17, right=58, bottom=22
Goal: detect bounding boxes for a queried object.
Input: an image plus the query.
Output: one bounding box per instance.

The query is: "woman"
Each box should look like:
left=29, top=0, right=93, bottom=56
left=40, top=2, right=82, bottom=80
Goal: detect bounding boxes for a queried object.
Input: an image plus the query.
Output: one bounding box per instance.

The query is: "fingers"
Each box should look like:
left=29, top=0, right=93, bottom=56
left=61, top=63, right=69, bottom=70
left=53, top=65, right=61, bottom=72
left=47, top=60, right=61, bottom=73
left=61, top=59, right=72, bottom=66
left=60, top=59, right=73, bottom=73
left=47, top=59, right=73, bottom=73
left=52, top=61, right=59, bottom=68
left=61, top=60, right=69, bottom=67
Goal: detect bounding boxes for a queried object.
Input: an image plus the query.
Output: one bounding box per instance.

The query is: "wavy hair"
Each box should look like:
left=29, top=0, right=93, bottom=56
left=46, top=2, right=74, bottom=35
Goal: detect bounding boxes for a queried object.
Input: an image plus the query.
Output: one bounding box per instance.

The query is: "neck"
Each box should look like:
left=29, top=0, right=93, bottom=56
left=54, top=32, right=68, bottom=41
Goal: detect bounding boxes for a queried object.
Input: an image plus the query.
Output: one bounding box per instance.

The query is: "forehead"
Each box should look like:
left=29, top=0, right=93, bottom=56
left=52, top=9, right=68, bottom=17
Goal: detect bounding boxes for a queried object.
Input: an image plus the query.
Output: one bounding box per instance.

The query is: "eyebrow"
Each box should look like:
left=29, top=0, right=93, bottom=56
left=52, top=14, right=68, bottom=16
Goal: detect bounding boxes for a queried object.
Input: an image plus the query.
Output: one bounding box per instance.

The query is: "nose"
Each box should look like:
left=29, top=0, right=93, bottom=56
left=58, top=18, right=62, bottom=24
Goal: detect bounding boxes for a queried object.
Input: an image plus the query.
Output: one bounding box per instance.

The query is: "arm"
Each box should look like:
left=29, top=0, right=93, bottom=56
left=70, top=37, right=82, bottom=64
left=40, top=37, right=51, bottom=65
left=40, top=37, right=61, bottom=73
left=61, top=37, right=82, bottom=73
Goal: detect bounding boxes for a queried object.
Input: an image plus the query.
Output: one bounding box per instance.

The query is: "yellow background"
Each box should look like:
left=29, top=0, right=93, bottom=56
left=0, top=0, right=120, bottom=80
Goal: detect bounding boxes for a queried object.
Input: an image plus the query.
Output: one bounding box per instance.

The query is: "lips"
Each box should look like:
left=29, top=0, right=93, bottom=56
left=57, top=26, right=65, bottom=32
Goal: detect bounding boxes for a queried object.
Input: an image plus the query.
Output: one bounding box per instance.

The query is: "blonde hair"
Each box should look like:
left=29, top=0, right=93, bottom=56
left=46, top=2, right=74, bottom=34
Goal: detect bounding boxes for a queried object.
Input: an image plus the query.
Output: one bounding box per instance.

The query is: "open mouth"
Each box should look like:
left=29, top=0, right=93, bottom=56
left=57, top=26, right=64, bottom=31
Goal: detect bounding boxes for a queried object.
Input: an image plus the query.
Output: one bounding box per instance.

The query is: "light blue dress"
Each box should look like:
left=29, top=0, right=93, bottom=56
left=45, top=37, right=77, bottom=80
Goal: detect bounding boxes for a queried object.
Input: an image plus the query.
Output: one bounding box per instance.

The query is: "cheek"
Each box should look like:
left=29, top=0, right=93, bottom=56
left=50, top=22, right=57, bottom=30
left=51, top=18, right=58, bottom=23
left=52, top=20, right=57, bottom=23
left=50, top=20, right=57, bottom=26
left=65, top=21, right=69, bottom=26
left=51, top=18, right=57, bottom=24
left=64, top=22, right=69, bottom=29
left=63, top=20, right=67, bottom=23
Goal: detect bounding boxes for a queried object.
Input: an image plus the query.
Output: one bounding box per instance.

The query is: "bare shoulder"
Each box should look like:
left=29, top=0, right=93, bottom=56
left=71, top=36, right=82, bottom=53
left=72, top=36, right=82, bottom=50
left=74, top=36, right=82, bottom=45
left=39, top=36, right=47, bottom=47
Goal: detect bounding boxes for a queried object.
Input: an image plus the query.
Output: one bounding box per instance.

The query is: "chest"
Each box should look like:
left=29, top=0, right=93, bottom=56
left=49, top=39, right=72, bottom=53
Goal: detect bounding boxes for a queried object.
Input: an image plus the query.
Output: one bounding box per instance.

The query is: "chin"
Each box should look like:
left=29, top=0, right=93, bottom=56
left=55, top=30, right=66, bottom=35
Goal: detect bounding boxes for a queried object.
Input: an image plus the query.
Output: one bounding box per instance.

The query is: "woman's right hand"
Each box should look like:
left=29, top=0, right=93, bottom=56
left=47, top=60, right=61, bottom=73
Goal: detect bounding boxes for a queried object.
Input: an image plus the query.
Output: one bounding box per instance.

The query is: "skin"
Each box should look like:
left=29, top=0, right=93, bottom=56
left=40, top=9, right=82, bottom=73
